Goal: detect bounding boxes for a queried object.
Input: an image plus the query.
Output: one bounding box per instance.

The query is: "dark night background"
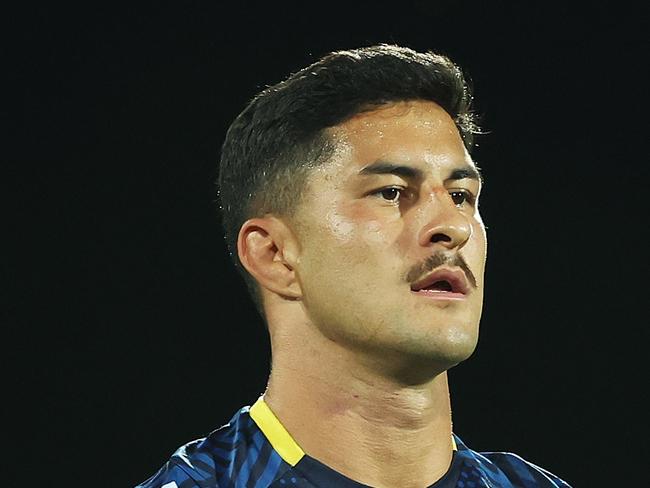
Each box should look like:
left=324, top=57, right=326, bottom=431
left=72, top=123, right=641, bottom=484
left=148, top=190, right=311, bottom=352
left=6, top=1, right=648, bottom=486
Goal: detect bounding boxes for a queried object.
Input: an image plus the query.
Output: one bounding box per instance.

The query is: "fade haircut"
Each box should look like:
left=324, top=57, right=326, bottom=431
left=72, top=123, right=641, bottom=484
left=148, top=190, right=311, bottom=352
left=217, top=44, right=480, bottom=313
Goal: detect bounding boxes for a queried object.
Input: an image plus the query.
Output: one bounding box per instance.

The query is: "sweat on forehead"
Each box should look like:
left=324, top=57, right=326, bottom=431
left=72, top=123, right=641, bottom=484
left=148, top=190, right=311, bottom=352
left=325, top=100, right=469, bottom=169
left=336, top=100, right=456, bottom=133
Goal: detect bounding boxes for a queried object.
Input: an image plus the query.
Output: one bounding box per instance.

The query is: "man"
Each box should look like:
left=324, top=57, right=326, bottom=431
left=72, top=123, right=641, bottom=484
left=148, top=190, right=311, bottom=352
left=137, top=45, right=571, bottom=487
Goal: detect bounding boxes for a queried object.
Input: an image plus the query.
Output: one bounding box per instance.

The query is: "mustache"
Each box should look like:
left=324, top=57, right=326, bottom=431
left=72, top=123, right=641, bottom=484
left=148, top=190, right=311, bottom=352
left=405, top=252, right=477, bottom=289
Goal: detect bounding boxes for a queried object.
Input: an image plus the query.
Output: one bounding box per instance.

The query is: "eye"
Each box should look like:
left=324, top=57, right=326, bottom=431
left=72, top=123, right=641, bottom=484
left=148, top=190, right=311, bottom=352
left=374, top=186, right=404, bottom=203
left=450, top=190, right=474, bottom=206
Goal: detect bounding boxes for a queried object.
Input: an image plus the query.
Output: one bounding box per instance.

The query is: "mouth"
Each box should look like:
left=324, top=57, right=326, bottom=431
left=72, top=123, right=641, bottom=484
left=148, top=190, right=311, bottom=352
left=410, top=268, right=470, bottom=300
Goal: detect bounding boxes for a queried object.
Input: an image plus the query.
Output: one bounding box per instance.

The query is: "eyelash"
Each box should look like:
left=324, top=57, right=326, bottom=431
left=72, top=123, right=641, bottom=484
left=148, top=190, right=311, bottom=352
left=372, top=187, right=475, bottom=207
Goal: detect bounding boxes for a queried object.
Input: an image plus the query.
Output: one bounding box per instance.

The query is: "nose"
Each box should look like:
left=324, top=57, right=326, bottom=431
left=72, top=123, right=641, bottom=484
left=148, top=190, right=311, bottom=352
left=417, top=191, right=472, bottom=250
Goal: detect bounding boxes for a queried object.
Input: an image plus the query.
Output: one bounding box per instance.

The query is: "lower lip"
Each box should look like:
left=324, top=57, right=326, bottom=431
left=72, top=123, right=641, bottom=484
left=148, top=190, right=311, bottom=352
left=412, top=290, right=467, bottom=300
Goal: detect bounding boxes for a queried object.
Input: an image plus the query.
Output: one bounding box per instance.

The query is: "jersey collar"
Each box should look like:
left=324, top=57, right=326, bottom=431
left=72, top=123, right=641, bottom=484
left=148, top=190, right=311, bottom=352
left=249, top=395, right=457, bottom=468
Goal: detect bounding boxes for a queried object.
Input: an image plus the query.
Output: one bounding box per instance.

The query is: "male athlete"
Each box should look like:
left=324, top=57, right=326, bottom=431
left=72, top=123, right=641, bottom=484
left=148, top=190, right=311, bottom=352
left=137, top=45, right=571, bottom=487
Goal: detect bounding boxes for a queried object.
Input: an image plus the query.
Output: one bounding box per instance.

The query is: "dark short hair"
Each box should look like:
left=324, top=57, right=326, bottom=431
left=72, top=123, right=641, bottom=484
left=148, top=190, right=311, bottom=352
left=217, top=44, right=480, bottom=313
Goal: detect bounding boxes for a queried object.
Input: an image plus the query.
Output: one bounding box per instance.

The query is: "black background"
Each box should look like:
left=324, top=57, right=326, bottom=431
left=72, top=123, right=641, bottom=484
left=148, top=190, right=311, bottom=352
left=7, top=1, right=648, bottom=486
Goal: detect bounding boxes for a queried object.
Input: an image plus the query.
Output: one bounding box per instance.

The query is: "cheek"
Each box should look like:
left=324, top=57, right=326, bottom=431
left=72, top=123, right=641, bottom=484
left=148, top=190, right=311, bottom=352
left=323, top=206, right=398, bottom=247
left=361, top=219, right=394, bottom=245
left=476, top=220, right=487, bottom=254
left=325, top=211, right=357, bottom=242
left=469, top=222, right=488, bottom=278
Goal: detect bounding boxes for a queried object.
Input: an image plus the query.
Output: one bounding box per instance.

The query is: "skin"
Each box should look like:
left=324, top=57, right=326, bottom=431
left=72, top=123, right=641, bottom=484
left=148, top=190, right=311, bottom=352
left=238, top=100, right=487, bottom=488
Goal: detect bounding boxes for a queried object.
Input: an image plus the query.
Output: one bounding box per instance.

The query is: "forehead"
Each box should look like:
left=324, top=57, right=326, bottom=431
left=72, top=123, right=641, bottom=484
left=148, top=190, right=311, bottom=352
left=324, top=100, right=472, bottom=174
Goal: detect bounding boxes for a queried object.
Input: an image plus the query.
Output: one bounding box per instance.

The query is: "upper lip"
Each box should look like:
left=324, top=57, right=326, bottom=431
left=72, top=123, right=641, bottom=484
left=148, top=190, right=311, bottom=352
left=410, top=267, right=470, bottom=295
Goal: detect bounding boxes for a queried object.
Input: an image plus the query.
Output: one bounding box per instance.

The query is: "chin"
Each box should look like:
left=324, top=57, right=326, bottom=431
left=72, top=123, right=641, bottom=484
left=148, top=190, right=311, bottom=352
left=408, top=325, right=479, bottom=368
left=379, top=330, right=478, bottom=384
left=390, top=344, right=477, bottom=385
left=436, top=341, right=478, bottom=368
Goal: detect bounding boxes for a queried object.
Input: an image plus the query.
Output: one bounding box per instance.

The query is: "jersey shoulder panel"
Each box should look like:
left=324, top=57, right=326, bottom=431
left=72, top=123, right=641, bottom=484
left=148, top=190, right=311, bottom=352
left=136, top=405, right=291, bottom=488
left=136, top=406, right=253, bottom=488
left=453, top=435, right=572, bottom=488
left=478, top=451, right=572, bottom=488
left=135, top=460, right=207, bottom=488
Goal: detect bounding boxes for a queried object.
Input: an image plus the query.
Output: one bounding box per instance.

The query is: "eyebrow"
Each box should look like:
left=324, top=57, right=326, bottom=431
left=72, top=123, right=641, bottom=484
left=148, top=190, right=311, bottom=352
left=359, top=161, right=483, bottom=184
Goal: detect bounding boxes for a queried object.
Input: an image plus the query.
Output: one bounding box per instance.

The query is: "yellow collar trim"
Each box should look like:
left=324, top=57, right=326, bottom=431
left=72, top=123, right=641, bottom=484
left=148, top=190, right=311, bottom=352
left=249, top=396, right=457, bottom=467
left=249, top=396, right=305, bottom=466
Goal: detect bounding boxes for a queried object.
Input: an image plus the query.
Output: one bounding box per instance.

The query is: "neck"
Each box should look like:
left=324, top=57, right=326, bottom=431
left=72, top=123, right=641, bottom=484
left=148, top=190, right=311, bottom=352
left=264, top=318, right=455, bottom=488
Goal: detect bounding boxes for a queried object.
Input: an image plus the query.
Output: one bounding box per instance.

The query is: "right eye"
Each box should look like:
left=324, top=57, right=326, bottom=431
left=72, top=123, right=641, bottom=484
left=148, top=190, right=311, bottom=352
left=374, top=187, right=403, bottom=203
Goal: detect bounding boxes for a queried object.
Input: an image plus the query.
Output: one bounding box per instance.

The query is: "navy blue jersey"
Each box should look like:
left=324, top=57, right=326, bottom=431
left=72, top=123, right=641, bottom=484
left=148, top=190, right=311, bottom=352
left=136, top=397, right=571, bottom=488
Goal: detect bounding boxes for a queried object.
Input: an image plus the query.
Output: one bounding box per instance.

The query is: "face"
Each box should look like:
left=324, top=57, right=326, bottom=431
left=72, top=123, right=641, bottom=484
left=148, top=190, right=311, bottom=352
left=291, top=100, right=487, bottom=375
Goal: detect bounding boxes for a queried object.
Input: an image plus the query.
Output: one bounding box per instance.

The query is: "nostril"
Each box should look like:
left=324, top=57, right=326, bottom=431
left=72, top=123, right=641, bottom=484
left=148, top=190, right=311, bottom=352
left=431, top=233, right=451, bottom=243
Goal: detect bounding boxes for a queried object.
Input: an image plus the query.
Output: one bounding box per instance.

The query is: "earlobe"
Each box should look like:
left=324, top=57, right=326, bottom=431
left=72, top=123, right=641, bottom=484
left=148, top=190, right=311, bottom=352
left=237, top=217, right=302, bottom=299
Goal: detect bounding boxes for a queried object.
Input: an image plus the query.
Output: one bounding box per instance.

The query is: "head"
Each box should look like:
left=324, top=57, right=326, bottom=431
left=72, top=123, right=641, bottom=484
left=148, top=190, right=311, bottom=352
left=218, top=45, right=486, bottom=377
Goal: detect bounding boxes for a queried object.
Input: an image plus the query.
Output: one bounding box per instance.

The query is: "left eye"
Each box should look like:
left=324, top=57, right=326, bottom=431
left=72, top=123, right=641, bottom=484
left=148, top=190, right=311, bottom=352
left=450, top=190, right=472, bottom=206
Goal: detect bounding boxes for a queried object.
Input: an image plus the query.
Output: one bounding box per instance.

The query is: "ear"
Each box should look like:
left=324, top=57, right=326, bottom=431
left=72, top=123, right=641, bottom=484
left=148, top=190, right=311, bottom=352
left=237, top=216, right=302, bottom=299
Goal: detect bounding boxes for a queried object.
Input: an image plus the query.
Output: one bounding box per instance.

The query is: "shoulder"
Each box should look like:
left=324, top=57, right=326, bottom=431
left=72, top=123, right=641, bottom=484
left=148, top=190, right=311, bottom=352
left=135, top=458, right=206, bottom=488
left=135, top=437, right=225, bottom=488
left=454, top=435, right=572, bottom=487
left=135, top=406, right=254, bottom=488
left=478, top=451, right=572, bottom=487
